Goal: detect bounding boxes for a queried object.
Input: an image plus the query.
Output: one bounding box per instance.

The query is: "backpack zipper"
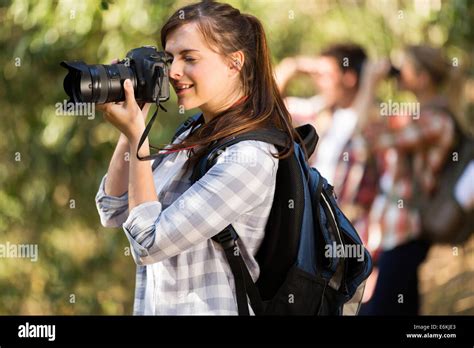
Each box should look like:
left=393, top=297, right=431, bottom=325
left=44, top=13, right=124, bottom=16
left=321, top=189, right=370, bottom=298
left=321, top=191, right=345, bottom=255
left=321, top=190, right=347, bottom=292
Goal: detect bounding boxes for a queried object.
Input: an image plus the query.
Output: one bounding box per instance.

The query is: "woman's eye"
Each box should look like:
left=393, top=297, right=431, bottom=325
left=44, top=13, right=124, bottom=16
left=184, top=56, right=196, bottom=62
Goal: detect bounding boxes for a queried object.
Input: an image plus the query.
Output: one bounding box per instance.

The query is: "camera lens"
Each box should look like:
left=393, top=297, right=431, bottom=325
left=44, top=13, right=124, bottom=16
left=60, top=61, right=135, bottom=104
left=61, top=46, right=171, bottom=105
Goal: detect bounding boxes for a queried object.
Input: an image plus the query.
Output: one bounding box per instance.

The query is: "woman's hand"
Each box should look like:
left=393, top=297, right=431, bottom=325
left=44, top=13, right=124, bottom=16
left=294, top=56, right=320, bottom=75
left=275, top=56, right=319, bottom=93
left=353, top=59, right=391, bottom=132
left=96, top=79, right=152, bottom=141
left=276, top=56, right=319, bottom=78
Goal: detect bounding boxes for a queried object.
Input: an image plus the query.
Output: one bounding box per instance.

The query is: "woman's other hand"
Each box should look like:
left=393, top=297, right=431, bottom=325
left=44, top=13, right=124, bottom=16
left=96, top=79, right=152, bottom=141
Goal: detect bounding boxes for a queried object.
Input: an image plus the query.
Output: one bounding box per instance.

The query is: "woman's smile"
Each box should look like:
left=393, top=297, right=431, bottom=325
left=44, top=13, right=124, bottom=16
left=173, top=82, right=195, bottom=96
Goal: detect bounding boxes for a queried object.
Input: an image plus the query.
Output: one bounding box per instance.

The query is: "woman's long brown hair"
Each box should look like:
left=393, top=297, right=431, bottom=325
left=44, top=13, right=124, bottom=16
left=160, top=0, right=297, bottom=162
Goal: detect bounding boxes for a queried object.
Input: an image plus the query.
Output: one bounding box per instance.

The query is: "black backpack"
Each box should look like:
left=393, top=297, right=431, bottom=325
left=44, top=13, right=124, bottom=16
left=153, top=113, right=373, bottom=315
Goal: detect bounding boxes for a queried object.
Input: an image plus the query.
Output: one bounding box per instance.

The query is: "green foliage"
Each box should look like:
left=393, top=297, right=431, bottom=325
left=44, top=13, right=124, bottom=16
left=0, top=0, right=472, bottom=314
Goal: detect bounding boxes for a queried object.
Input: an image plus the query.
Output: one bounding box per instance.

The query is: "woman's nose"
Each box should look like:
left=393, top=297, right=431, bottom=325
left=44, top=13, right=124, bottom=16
left=169, top=59, right=183, bottom=80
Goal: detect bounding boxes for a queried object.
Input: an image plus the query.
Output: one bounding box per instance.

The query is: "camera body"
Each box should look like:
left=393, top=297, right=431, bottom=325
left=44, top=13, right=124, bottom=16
left=61, top=46, right=172, bottom=104
left=388, top=63, right=400, bottom=78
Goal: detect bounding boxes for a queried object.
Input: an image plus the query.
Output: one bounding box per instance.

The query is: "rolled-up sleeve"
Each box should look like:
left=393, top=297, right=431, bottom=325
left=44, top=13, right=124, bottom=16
left=122, top=141, right=278, bottom=266
left=95, top=174, right=129, bottom=228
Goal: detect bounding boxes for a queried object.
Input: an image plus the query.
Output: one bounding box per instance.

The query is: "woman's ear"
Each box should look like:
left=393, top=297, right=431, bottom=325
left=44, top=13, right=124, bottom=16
left=228, top=51, right=245, bottom=75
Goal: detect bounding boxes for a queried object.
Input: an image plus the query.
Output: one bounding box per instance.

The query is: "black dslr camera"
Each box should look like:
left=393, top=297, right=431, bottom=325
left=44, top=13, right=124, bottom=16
left=388, top=64, right=401, bottom=78
left=61, top=46, right=172, bottom=104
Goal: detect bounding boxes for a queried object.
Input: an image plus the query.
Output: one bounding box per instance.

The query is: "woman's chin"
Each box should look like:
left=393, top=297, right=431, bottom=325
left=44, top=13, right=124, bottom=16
left=177, top=99, right=201, bottom=111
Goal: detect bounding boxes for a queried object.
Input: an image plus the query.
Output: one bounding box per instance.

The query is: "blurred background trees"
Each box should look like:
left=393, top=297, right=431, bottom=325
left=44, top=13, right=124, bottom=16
left=0, top=0, right=472, bottom=314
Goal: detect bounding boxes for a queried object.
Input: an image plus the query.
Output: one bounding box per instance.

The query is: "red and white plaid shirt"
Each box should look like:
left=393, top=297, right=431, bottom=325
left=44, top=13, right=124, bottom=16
left=367, top=103, right=455, bottom=252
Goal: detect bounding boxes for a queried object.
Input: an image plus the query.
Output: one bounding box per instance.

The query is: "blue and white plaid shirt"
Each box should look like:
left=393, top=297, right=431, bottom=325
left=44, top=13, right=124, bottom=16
left=95, top=127, right=278, bottom=315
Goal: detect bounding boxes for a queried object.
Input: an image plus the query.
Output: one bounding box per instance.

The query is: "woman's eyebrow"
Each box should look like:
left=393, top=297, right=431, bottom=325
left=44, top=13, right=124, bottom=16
left=165, top=49, right=200, bottom=56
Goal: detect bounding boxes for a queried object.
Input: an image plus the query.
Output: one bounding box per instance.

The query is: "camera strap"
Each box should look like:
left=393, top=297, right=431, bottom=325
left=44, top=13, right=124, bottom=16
left=136, top=102, right=168, bottom=161
left=136, top=94, right=249, bottom=161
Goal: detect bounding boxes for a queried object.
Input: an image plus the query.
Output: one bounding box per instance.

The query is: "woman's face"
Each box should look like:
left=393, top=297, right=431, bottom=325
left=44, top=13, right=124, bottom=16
left=399, top=55, right=432, bottom=94
left=399, top=59, right=419, bottom=93
left=165, top=22, right=241, bottom=119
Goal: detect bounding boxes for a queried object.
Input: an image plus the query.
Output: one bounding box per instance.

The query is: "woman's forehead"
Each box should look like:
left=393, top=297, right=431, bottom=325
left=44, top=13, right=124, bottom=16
left=165, top=22, right=207, bottom=54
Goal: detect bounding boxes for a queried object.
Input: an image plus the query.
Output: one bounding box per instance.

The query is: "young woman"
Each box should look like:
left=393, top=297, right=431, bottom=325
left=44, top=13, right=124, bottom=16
left=95, top=1, right=295, bottom=315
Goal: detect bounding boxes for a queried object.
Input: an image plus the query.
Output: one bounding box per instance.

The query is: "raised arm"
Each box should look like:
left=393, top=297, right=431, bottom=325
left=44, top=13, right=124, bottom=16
left=95, top=78, right=154, bottom=227
left=274, top=56, right=320, bottom=94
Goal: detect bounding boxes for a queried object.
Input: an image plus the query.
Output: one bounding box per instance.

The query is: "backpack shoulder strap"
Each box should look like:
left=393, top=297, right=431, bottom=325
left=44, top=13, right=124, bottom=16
left=296, top=124, right=319, bottom=157
left=189, top=127, right=289, bottom=315
left=190, top=128, right=287, bottom=183
left=207, top=124, right=318, bottom=155
left=171, top=112, right=204, bottom=143
left=190, top=126, right=316, bottom=315
left=191, top=124, right=318, bottom=182
left=152, top=113, right=203, bottom=171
